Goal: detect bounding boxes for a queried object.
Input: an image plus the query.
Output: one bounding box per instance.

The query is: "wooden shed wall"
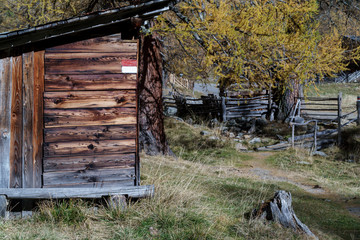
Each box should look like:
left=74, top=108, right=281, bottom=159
left=42, top=36, right=138, bottom=188
left=0, top=34, right=139, bottom=189
left=0, top=51, right=44, bottom=189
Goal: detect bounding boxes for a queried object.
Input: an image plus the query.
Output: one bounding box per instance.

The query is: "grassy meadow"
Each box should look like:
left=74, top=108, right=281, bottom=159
left=1, top=115, right=359, bottom=240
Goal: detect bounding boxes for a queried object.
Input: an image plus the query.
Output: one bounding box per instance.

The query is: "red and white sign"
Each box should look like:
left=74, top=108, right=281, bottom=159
left=121, top=59, right=137, bottom=73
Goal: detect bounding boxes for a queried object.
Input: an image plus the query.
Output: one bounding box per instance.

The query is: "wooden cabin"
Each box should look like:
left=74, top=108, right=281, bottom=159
left=0, top=0, right=174, bottom=216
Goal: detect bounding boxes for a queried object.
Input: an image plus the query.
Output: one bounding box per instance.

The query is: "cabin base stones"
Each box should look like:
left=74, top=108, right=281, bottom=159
left=0, top=1, right=175, bottom=217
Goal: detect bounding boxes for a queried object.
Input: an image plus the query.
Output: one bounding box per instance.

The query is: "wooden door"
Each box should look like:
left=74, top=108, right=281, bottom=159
left=42, top=35, right=138, bottom=188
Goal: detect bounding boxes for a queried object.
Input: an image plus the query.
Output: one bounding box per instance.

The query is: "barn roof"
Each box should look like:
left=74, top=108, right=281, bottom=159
left=0, top=0, right=176, bottom=52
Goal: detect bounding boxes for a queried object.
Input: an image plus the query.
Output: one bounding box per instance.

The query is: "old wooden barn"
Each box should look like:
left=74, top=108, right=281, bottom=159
left=0, top=0, right=174, bottom=216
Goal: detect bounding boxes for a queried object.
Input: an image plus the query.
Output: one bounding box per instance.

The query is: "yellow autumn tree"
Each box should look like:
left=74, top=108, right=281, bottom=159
left=153, top=0, right=359, bottom=105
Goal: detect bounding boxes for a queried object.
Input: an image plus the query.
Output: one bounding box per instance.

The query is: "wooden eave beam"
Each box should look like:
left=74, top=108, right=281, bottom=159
left=0, top=0, right=174, bottom=52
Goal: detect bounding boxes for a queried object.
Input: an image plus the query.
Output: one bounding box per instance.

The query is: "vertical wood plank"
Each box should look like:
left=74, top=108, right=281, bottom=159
left=337, top=92, right=342, bottom=145
left=357, top=96, right=360, bottom=126
left=22, top=52, right=34, bottom=188
left=0, top=58, right=12, bottom=188
left=135, top=39, right=140, bottom=186
left=33, top=51, right=44, bottom=188
left=10, top=55, right=23, bottom=188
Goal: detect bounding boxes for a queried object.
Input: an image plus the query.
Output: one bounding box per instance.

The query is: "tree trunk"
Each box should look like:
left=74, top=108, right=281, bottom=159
left=138, top=33, right=173, bottom=156
left=273, top=79, right=303, bottom=121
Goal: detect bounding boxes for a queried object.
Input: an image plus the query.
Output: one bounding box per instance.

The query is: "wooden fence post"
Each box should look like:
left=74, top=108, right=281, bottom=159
left=267, top=87, right=272, bottom=119
left=337, top=92, right=342, bottom=145
left=357, top=96, right=360, bottom=126
left=313, top=121, right=317, bottom=152
left=221, top=97, right=227, bottom=122
left=291, top=124, right=295, bottom=148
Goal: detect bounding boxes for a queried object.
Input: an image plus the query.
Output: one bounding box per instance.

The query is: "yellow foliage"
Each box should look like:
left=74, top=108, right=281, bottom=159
left=153, top=0, right=359, bottom=90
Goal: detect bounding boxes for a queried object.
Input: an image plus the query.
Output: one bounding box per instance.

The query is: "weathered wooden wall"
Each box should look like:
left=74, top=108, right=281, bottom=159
left=0, top=51, right=44, bottom=189
left=43, top=35, right=138, bottom=188
left=0, top=34, right=139, bottom=189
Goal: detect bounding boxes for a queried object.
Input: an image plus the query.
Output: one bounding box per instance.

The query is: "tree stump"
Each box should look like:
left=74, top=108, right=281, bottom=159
left=0, top=195, right=7, bottom=218
left=252, top=190, right=317, bottom=239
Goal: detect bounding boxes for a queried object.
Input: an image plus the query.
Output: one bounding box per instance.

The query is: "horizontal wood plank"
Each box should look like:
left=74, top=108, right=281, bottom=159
left=44, top=107, right=136, bottom=128
left=0, top=185, right=154, bottom=199
left=43, top=180, right=135, bottom=188
left=46, top=36, right=137, bottom=53
left=44, top=124, right=136, bottom=143
left=44, top=90, right=136, bottom=109
left=43, top=153, right=135, bottom=172
left=43, top=168, right=135, bottom=186
left=45, top=52, right=136, bottom=74
left=45, top=74, right=137, bottom=91
left=44, top=139, right=135, bottom=157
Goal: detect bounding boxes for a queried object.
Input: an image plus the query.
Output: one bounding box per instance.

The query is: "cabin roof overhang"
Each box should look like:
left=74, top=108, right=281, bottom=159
left=0, top=0, right=176, bottom=53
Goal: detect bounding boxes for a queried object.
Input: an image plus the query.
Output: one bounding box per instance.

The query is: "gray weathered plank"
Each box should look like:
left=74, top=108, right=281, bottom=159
left=0, top=185, right=154, bottom=199
left=43, top=153, right=135, bottom=172
left=22, top=52, right=34, bottom=188
left=0, top=58, right=12, bottom=188
left=43, top=180, right=135, bottom=188
left=43, top=168, right=135, bottom=186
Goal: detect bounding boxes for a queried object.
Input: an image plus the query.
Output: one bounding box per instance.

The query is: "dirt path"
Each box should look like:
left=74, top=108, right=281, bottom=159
left=225, top=151, right=360, bottom=218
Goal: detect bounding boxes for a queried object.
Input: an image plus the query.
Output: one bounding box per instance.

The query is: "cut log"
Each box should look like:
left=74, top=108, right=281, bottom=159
left=106, top=194, right=127, bottom=211
left=251, top=190, right=318, bottom=239
left=0, top=195, right=6, bottom=218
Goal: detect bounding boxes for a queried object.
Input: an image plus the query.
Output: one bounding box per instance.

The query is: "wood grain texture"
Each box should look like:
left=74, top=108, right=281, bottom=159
left=45, top=52, right=136, bottom=74
left=0, top=58, right=12, bottom=188
left=0, top=185, right=154, bottom=199
left=9, top=55, right=23, bottom=188
left=43, top=168, right=135, bottom=186
left=44, top=139, right=136, bottom=157
left=44, top=107, right=136, bottom=128
left=22, top=52, right=34, bottom=188
left=46, top=36, right=137, bottom=53
left=44, top=90, right=136, bottom=109
left=43, top=180, right=135, bottom=188
left=43, top=153, right=135, bottom=172
left=33, top=51, right=44, bottom=188
left=44, top=124, right=136, bottom=143
left=45, top=74, right=137, bottom=91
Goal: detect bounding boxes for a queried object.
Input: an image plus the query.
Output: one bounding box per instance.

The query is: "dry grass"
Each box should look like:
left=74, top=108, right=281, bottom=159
left=0, top=118, right=359, bottom=239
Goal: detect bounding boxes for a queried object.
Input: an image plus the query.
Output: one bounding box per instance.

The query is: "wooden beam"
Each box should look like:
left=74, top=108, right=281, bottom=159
left=0, top=185, right=154, bottom=199
left=0, top=58, right=12, bottom=188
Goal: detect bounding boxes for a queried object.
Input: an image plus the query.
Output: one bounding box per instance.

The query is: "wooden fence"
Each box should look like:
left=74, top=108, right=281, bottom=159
left=163, top=92, right=271, bottom=120
left=223, top=94, right=270, bottom=120
left=168, top=74, right=194, bottom=89
left=290, top=92, right=359, bottom=145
